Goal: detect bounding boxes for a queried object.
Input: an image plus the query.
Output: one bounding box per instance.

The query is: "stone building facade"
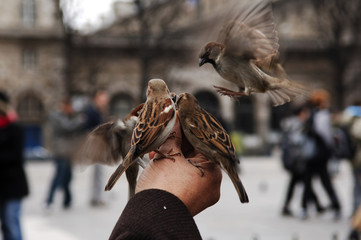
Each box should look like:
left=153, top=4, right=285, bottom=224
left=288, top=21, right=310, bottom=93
left=0, top=0, right=65, bottom=153
left=1, top=0, right=360, bottom=155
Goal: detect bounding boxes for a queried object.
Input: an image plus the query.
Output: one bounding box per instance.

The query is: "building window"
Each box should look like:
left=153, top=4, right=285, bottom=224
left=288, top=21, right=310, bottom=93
left=193, top=90, right=230, bottom=130
left=22, top=0, right=36, bottom=26
left=194, top=90, right=219, bottom=117
left=17, top=92, right=44, bottom=123
left=233, top=97, right=254, bottom=134
left=22, top=48, right=37, bottom=70
left=270, top=102, right=291, bottom=131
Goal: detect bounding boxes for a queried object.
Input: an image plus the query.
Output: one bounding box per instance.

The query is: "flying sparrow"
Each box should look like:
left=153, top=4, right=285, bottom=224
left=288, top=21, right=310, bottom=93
left=104, top=79, right=177, bottom=191
left=198, top=0, right=307, bottom=106
left=77, top=103, right=144, bottom=198
left=177, top=93, right=249, bottom=203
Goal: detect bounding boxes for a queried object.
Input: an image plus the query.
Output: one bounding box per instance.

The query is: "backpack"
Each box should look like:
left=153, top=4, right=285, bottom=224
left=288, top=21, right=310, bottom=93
left=281, top=118, right=318, bottom=174
left=333, top=126, right=356, bottom=160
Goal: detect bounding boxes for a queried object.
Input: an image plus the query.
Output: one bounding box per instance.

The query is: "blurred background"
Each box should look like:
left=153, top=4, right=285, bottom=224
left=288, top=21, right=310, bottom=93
left=0, top=0, right=361, bottom=239
left=1, top=0, right=361, bottom=156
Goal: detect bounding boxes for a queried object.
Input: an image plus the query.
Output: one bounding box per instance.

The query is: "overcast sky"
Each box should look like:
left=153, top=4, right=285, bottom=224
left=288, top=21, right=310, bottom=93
left=61, top=0, right=121, bottom=32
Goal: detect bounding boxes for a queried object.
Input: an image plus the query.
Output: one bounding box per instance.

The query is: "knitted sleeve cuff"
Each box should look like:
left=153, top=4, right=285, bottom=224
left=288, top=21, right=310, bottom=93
left=109, top=189, right=202, bottom=240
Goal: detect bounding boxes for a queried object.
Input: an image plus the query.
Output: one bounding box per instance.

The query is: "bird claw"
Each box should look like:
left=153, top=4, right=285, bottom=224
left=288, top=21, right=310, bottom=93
left=168, top=131, right=176, bottom=139
left=213, top=85, right=247, bottom=100
left=187, top=159, right=205, bottom=177
left=153, top=148, right=180, bottom=162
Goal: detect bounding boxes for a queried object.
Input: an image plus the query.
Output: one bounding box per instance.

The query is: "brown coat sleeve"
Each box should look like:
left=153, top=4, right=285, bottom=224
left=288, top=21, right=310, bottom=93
left=109, top=189, right=202, bottom=240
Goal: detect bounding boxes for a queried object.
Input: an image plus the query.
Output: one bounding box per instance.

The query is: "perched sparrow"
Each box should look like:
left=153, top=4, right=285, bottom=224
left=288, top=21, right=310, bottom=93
left=177, top=93, right=249, bottom=203
left=199, top=0, right=307, bottom=106
left=77, top=103, right=144, bottom=198
left=105, top=79, right=177, bottom=191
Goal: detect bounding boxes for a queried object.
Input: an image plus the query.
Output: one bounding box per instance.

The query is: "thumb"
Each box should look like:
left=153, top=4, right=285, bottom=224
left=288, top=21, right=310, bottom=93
left=149, top=113, right=183, bottom=159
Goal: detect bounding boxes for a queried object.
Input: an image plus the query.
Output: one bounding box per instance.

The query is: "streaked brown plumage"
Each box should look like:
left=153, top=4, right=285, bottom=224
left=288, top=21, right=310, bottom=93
left=104, top=79, right=177, bottom=191
left=76, top=103, right=144, bottom=198
left=177, top=93, right=249, bottom=203
left=199, top=0, right=307, bottom=106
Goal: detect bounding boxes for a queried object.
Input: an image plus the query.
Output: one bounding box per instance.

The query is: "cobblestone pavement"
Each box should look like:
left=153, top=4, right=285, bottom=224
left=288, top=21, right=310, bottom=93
left=22, top=154, right=352, bottom=240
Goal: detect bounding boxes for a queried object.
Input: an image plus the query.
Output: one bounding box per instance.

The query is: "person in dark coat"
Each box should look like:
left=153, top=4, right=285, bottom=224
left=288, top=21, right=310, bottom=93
left=82, top=89, right=109, bottom=206
left=0, top=91, right=29, bottom=240
left=45, top=98, right=84, bottom=209
left=280, top=104, right=324, bottom=218
left=305, top=89, right=341, bottom=220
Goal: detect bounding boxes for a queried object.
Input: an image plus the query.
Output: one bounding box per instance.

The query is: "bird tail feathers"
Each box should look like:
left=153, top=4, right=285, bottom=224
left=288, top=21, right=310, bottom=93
left=104, top=151, right=134, bottom=191
left=125, top=163, right=139, bottom=199
left=227, top=168, right=249, bottom=203
left=267, top=81, right=309, bottom=106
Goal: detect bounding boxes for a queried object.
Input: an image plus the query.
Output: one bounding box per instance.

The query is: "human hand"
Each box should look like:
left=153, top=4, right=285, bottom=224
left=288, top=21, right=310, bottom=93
left=135, top=113, right=222, bottom=216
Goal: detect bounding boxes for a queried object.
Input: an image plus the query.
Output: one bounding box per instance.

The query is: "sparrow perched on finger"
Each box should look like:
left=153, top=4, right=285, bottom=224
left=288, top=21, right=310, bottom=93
left=105, top=79, right=177, bottom=191
left=198, top=0, right=307, bottom=106
left=177, top=93, right=249, bottom=203
left=76, top=103, right=144, bottom=198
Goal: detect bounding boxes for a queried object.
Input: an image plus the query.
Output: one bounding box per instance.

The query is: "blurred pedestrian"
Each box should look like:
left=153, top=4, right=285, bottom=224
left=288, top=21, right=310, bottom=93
left=45, top=98, right=84, bottom=210
left=346, top=103, right=361, bottom=240
left=82, top=89, right=109, bottom=207
left=307, top=89, right=341, bottom=219
left=280, top=103, right=323, bottom=217
left=336, top=102, right=360, bottom=215
left=0, top=91, right=29, bottom=240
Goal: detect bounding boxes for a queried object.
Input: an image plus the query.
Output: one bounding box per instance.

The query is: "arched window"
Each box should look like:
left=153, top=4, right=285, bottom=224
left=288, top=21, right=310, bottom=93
left=233, top=97, right=254, bottom=134
left=194, top=90, right=219, bottom=116
left=270, top=102, right=291, bottom=131
left=194, top=90, right=230, bottom=130
left=17, top=92, right=45, bottom=158
left=109, top=93, right=134, bottom=119
left=17, top=92, right=45, bottom=123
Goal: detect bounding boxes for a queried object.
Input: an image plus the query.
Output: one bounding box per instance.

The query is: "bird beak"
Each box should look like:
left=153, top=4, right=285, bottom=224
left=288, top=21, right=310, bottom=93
left=170, top=92, right=177, bottom=103
left=199, top=58, right=207, bottom=67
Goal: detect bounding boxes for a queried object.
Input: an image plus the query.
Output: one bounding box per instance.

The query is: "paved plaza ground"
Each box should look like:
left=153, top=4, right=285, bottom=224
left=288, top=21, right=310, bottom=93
left=22, top=154, right=353, bottom=240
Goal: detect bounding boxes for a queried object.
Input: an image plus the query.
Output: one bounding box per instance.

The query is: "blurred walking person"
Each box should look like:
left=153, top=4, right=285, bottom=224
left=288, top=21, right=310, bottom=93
left=346, top=103, right=361, bottom=240
left=82, top=89, right=109, bottom=207
left=0, top=91, right=29, bottom=240
left=337, top=102, right=360, bottom=215
left=45, top=98, right=84, bottom=210
left=308, top=89, right=341, bottom=219
left=280, top=104, right=323, bottom=217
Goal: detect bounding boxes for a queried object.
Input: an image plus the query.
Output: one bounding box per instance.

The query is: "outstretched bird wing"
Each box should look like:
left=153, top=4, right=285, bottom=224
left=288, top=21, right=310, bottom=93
left=76, top=121, right=128, bottom=167
left=75, top=103, right=143, bottom=167
left=217, top=0, right=278, bottom=60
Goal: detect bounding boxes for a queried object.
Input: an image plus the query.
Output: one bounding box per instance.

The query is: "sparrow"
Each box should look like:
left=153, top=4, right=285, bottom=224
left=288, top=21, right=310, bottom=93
left=76, top=103, right=144, bottom=198
left=198, top=0, right=307, bottom=106
left=104, top=79, right=177, bottom=191
left=176, top=93, right=249, bottom=203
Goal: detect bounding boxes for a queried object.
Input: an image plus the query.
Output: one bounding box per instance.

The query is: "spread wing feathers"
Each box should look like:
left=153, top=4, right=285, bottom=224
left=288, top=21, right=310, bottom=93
left=76, top=121, right=127, bottom=166
left=217, top=0, right=278, bottom=60
left=75, top=103, right=144, bottom=167
left=185, top=108, right=238, bottom=164
left=131, top=98, right=175, bottom=156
